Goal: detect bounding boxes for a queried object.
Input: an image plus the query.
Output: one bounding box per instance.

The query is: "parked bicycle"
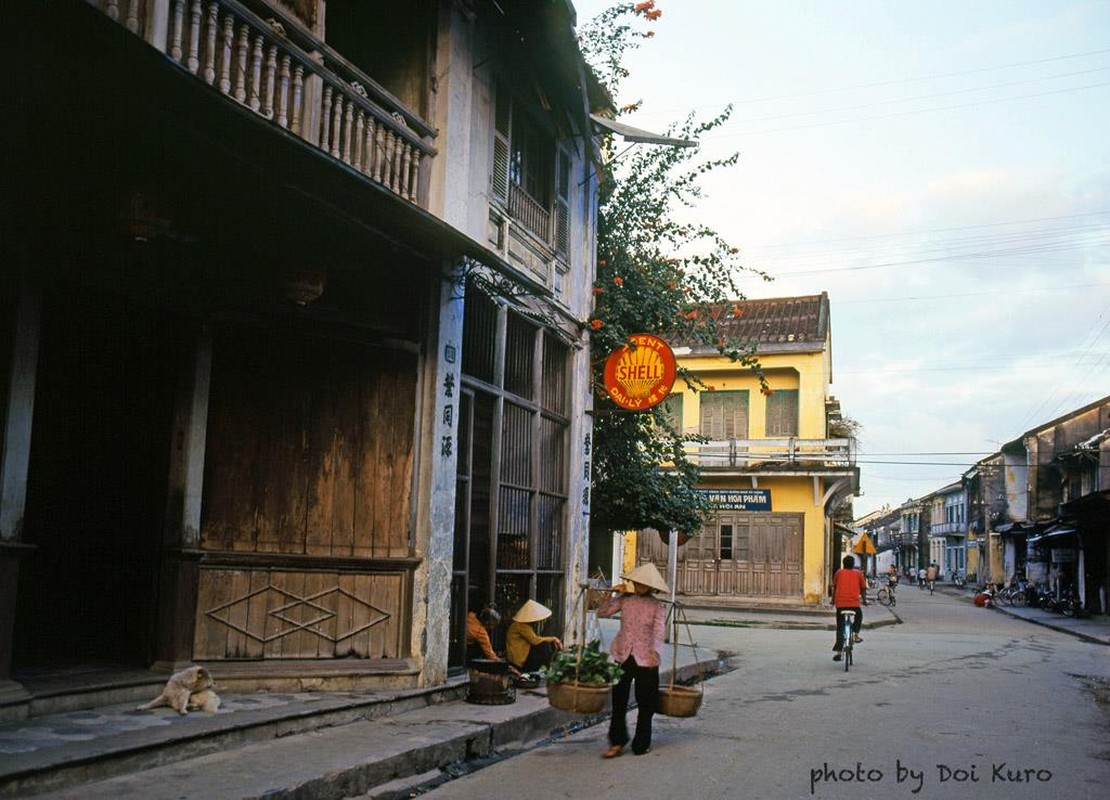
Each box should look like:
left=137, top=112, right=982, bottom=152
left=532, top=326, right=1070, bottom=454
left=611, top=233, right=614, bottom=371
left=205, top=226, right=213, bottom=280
left=952, top=570, right=967, bottom=588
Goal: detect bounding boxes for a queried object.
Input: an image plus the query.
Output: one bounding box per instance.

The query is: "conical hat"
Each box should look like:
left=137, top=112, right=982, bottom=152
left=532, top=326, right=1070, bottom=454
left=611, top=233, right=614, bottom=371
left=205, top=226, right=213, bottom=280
left=621, top=563, right=670, bottom=594
left=512, top=599, right=553, bottom=623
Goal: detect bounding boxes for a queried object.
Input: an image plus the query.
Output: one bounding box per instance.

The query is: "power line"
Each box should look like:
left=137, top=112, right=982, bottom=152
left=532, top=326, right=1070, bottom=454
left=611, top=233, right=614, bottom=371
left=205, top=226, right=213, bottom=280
left=724, top=65, right=1110, bottom=127
left=709, top=80, right=1110, bottom=138
left=725, top=47, right=1110, bottom=106
left=833, top=282, right=1110, bottom=305
left=742, top=210, right=1110, bottom=252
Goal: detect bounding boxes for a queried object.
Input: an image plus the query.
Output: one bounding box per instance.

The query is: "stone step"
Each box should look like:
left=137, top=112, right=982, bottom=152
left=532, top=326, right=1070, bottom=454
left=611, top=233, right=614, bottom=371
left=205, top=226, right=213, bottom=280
left=0, top=680, right=471, bottom=799
left=12, top=690, right=585, bottom=800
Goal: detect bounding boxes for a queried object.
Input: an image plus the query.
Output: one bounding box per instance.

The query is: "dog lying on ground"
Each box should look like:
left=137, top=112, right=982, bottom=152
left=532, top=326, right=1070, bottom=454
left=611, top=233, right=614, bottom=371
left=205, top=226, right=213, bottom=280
left=137, top=666, right=220, bottom=715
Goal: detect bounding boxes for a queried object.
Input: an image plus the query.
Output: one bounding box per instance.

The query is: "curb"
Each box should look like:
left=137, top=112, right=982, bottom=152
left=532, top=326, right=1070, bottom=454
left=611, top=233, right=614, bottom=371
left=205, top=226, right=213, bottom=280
left=990, top=605, right=1110, bottom=647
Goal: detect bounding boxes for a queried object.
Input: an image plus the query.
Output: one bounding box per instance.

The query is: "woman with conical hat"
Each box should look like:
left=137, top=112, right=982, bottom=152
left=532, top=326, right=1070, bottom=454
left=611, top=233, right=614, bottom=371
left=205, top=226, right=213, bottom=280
left=596, top=562, right=669, bottom=759
left=506, top=599, right=564, bottom=672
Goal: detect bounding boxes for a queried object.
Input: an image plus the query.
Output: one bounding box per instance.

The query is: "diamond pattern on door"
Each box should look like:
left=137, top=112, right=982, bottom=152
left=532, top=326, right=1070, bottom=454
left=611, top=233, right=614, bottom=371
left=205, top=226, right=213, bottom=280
left=205, top=582, right=390, bottom=644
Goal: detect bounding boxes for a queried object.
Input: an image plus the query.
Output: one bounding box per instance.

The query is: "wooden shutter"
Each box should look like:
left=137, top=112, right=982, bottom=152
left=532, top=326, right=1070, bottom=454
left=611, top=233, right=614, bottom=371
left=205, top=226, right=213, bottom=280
left=554, top=145, right=571, bottom=254
left=491, top=85, right=511, bottom=201
left=700, top=391, right=749, bottom=439
left=766, top=389, right=799, bottom=436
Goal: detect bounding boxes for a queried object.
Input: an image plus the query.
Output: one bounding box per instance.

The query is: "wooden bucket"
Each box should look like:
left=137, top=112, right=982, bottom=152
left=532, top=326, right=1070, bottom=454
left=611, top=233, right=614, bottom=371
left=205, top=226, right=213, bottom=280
left=657, top=684, right=702, bottom=717
left=466, top=659, right=515, bottom=705
left=547, top=680, right=610, bottom=714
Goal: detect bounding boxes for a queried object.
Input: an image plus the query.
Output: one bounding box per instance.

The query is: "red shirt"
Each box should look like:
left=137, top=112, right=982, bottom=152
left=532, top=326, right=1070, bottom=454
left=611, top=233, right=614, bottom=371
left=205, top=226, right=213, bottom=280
left=832, top=568, right=867, bottom=608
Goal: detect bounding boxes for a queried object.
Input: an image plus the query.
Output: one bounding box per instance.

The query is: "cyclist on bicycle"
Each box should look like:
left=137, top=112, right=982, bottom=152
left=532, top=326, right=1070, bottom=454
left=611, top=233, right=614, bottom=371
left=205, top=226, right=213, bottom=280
left=831, top=555, right=867, bottom=661
left=926, top=562, right=939, bottom=593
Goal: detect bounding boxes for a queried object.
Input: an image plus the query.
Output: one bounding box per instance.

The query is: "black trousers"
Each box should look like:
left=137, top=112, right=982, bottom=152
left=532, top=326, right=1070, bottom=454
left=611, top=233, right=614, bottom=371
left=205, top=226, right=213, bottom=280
left=519, top=641, right=555, bottom=672
left=834, top=607, right=863, bottom=650
left=608, top=656, right=659, bottom=754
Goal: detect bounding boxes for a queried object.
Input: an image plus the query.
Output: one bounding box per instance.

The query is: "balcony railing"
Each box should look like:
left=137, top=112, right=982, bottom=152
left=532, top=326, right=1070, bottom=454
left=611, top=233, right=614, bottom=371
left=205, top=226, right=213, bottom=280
left=681, top=438, right=855, bottom=468
left=87, top=0, right=436, bottom=205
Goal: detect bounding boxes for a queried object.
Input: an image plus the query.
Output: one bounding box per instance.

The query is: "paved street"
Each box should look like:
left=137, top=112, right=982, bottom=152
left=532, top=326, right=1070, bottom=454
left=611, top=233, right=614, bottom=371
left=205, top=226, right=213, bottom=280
left=423, top=587, right=1110, bottom=800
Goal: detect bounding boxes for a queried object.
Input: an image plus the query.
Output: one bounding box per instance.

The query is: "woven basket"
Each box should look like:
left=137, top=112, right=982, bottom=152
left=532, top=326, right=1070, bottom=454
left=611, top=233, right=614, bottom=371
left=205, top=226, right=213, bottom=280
left=547, top=680, right=610, bottom=714
left=585, top=586, right=610, bottom=611
left=657, top=684, right=703, bottom=718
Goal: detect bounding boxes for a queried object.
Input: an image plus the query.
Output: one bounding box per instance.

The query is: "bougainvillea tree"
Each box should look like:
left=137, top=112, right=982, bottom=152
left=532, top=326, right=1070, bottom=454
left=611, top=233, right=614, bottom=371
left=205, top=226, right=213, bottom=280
left=580, top=2, right=770, bottom=538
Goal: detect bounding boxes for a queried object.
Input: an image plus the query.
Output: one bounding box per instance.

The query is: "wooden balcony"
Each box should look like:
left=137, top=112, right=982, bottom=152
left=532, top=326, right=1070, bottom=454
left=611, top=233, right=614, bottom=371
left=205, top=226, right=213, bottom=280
left=85, top=0, right=436, bottom=206
left=682, top=438, right=856, bottom=470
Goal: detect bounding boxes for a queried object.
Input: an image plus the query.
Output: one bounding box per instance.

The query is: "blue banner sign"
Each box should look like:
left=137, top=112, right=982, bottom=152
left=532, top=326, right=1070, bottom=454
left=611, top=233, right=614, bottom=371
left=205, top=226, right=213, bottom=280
left=696, top=488, right=771, bottom=511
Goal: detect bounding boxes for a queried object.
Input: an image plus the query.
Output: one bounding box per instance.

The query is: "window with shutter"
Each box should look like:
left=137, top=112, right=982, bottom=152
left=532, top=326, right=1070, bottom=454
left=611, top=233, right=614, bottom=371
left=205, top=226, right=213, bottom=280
left=765, top=390, right=799, bottom=437
left=554, top=145, right=571, bottom=255
left=699, top=391, right=749, bottom=440
left=491, top=87, right=511, bottom=201
left=660, top=392, right=683, bottom=432
left=489, top=81, right=564, bottom=249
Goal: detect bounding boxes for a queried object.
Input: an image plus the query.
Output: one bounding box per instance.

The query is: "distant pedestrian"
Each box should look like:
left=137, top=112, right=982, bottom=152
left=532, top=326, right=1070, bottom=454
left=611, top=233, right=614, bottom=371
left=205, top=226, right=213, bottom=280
left=597, top=563, right=669, bottom=758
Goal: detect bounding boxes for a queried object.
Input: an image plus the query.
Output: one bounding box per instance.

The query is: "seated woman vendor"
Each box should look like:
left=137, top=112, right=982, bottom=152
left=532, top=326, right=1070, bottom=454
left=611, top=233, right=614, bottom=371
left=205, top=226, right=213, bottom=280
left=506, top=599, right=563, bottom=672
left=465, top=604, right=503, bottom=663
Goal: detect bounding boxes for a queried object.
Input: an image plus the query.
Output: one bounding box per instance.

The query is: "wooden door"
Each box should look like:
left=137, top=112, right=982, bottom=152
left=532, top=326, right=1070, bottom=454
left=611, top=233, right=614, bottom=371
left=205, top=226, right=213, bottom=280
left=638, top=512, right=804, bottom=599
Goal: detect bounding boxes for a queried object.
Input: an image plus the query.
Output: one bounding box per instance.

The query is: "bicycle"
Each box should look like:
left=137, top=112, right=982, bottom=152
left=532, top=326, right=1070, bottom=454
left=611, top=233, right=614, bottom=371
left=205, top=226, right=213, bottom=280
left=839, top=609, right=857, bottom=671
left=952, top=571, right=966, bottom=588
left=876, top=582, right=897, bottom=607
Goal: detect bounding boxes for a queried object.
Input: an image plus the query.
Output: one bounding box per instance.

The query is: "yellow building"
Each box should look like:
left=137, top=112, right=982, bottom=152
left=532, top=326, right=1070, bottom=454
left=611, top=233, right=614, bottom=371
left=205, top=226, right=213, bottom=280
left=636, top=294, right=859, bottom=606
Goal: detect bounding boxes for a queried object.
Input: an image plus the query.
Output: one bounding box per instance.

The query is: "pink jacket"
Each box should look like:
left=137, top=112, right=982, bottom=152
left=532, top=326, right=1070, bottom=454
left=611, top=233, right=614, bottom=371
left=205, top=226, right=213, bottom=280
left=596, top=593, right=666, bottom=668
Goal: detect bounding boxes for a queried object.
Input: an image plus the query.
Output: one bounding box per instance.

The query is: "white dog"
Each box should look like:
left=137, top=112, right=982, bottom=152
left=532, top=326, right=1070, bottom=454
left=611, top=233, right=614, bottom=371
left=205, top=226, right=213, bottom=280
left=137, top=666, right=220, bottom=715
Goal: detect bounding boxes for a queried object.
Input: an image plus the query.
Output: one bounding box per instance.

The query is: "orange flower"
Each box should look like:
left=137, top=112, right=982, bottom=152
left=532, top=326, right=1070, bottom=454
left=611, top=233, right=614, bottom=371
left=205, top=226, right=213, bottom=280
left=593, top=286, right=603, bottom=295
left=634, top=1, right=655, bottom=12
left=685, top=310, right=697, bottom=319
left=731, top=306, right=744, bottom=317
left=590, top=319, right=603, bottom=330
left=761, top=387, right=773, bottom=397
left=613, top=276, right=624, bottom=287
left=645, top=9, right=662, bottom=20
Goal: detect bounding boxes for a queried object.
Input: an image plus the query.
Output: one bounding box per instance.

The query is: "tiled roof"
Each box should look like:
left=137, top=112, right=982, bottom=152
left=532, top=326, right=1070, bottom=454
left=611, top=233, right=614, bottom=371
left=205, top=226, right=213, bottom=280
left=680, top=292, right=829, bottom=352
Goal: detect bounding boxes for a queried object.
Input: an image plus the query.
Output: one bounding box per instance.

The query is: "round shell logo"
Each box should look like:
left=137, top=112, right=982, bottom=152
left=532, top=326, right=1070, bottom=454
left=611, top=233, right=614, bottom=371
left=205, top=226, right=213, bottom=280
left=603, top=333, right=677, bottom=411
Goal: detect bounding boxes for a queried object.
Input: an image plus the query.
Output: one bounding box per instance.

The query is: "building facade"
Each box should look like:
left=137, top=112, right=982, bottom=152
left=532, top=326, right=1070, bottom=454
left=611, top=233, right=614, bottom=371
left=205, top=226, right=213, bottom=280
left=898, top=395, right=1109, bottom=612
left=0, top=0, right=602, bottom=718
left=635, top=294, right=859, bottom=606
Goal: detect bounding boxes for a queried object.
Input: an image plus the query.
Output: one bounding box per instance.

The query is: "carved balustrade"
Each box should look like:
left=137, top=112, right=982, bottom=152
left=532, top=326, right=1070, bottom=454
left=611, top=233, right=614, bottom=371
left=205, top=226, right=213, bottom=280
left=86, top=0, right=436, bottom=205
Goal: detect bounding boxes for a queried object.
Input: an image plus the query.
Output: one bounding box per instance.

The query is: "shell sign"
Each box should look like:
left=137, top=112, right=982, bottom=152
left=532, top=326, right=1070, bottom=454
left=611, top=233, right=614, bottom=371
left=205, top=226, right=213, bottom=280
left=603, top=333, right=677, bottom=411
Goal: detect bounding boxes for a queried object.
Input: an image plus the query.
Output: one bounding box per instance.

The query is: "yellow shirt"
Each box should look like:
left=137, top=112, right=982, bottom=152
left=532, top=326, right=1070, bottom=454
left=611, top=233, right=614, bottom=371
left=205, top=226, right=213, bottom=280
left=505, top=621, right=555, bottom=668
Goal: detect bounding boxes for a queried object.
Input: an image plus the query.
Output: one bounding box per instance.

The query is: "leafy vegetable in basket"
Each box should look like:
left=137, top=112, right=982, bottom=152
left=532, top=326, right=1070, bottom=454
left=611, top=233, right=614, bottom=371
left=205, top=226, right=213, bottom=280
left=542, top=640, right=623, bottom=686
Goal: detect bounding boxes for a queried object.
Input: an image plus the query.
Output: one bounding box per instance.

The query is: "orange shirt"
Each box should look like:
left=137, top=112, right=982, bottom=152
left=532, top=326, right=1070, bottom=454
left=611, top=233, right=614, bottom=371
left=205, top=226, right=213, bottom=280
left=466, top=612, right=499, bottom=660
left=832, top=568, right=867, bottom=608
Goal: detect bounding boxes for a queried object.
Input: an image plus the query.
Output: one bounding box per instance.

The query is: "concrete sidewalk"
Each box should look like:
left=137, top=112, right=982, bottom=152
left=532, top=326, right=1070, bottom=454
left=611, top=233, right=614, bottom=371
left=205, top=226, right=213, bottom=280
left=0, top=601, right=923, bottom=799
left=0, top=614, right=728, bottom=800
left=933, top=584, right=1110, bottom=646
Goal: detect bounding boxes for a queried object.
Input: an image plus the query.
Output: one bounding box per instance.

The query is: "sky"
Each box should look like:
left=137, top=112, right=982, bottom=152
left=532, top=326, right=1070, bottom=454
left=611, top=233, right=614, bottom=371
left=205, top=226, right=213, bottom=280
left=572, top=0, right=1110, bottom=518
